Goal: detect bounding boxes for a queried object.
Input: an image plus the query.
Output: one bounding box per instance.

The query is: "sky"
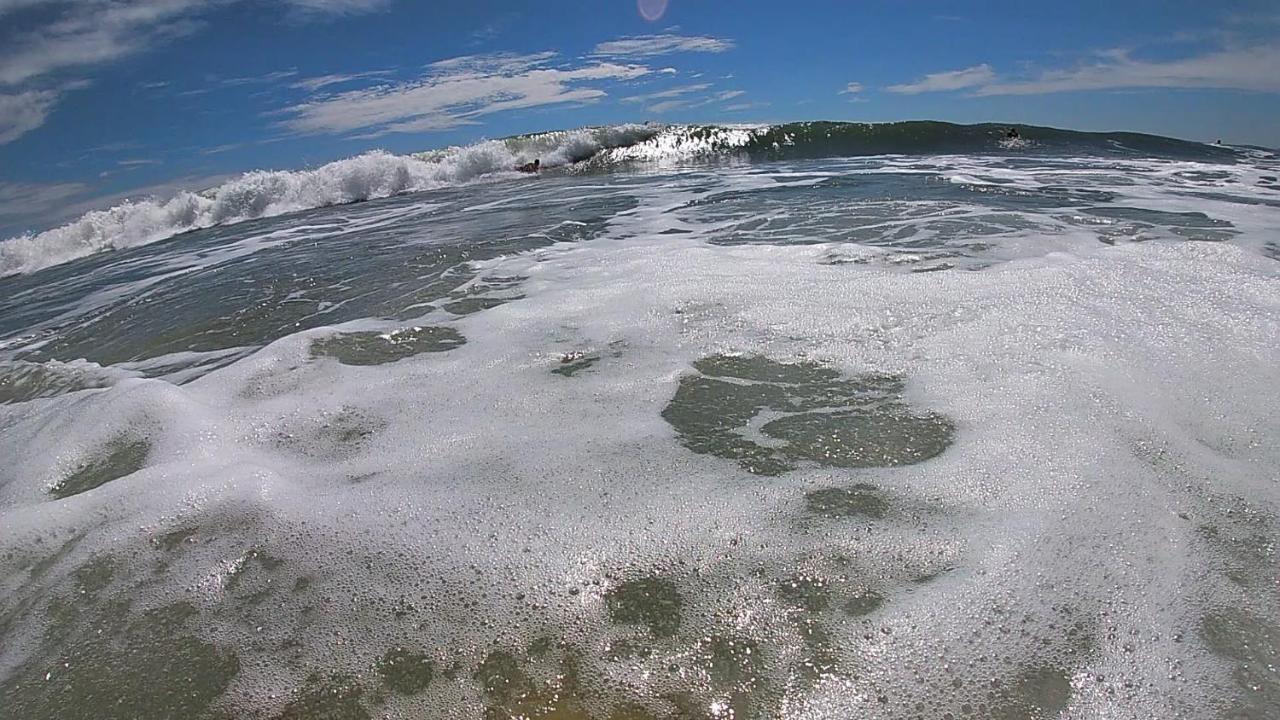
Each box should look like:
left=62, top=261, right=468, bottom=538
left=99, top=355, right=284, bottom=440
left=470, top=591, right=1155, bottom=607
left=1, top=0, right=1279, bottom=237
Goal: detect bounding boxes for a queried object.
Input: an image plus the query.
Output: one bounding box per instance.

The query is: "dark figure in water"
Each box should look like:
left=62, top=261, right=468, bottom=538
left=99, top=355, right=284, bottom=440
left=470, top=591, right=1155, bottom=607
left=517, top=158, right=540, bottom=173
left=1006, top=127, right=1020, bottom=139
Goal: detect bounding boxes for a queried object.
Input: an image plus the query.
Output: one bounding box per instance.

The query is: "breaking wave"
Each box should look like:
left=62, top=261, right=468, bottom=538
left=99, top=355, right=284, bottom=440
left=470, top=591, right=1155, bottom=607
left=0, top=121, right=1241, bottom=277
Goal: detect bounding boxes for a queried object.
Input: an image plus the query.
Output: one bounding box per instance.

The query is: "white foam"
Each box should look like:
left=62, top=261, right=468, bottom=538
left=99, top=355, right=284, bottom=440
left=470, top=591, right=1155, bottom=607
left=0, top=156, right=1277, bottom=718
left=0, top=125, right=665, bottom=278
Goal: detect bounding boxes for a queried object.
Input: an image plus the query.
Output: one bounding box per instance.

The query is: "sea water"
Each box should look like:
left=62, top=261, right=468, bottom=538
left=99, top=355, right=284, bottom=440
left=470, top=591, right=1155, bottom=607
left=0, top=123, right=1277, bottom=719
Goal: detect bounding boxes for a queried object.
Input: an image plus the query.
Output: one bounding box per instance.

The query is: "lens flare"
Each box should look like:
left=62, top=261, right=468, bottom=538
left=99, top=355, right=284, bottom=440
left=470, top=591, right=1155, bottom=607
left=638, top=0, right=668, bottom=22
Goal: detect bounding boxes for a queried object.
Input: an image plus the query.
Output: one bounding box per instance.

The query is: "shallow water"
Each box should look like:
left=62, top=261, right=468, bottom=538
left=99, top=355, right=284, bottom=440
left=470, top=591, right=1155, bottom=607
left=1, top=151, right=1278, bottom=719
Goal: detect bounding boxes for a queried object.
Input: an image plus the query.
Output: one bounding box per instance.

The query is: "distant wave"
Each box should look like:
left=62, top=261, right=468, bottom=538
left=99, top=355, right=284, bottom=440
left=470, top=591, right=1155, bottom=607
left=0, top=121, right=1237, bottom=277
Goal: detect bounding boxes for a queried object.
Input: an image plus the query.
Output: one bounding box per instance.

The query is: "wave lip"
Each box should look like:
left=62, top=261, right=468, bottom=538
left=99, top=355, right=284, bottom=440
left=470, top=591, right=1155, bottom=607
left=0, top=124, right=659, bottom=278
left=0, top=121, right=1240, bottom=278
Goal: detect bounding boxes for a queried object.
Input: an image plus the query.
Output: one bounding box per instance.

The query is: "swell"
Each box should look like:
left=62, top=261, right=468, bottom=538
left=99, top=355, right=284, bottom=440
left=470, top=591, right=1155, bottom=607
left=0, top=121, right=1239, bottom=277
left=739, top=120, right=1238, bottom=161
left=0, top=124, right=660, bottom=278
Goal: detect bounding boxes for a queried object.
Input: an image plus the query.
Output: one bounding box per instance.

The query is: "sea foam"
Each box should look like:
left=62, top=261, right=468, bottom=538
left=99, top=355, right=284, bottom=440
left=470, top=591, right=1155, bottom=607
left=0, top=152, right=1277, bottom=718
left=4, top=121, right=1244, bottom=279
left=0, top=125, right=662, bottom=278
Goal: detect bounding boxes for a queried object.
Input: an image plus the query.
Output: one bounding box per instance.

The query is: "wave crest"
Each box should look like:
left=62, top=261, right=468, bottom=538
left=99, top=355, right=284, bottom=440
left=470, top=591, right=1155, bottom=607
left=0, top=121, right=1236, bottom=277
left=0, top=125, right=659, bottom=277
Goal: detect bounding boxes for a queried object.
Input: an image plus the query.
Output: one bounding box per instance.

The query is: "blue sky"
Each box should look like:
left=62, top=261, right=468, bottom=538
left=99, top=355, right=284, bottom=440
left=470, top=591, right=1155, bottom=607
left=2, top=0, right=1279, bottom=236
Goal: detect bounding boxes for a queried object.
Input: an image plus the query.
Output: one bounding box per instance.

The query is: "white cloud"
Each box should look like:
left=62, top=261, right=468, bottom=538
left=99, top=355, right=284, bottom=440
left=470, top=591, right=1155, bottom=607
left=592, top=34, right=734, bottom=58
left=0, top=178, right=89, bottom=237
left=283, top=0, right=389, bottom=16
left=0, top=1, right=373, bottom=87
left=975, top=44, right=1280, bottom=95
left=645, top=99, right=688, bottom=114
left=622, top=82, right=710, bottom=103
left=468, top=12, right=519, bottom=45
left=0, top=0, right=395, bottom=144
left=840, top=82, right=864, bottom=95
left=644, top=88, right=745, bottom=114
left=0, top=180, right=87, bottom=218
left=0, top=87, right=59, bottom=144
left=427, top=51, right=557, bottom=74
left=280, top=52, right=651, bottom=136
left=0, top=0, right=213, bottom=87
left=887, top=64, right=996, bottom=94
left=219, top=69, right=299, bottom=87
left=886, top=43, right=1280, bottom=98
left=201, top=141, right=246, bottom=154
left=291, top=69, right=393, bottom=92
left=0, top=0, right=53, bottom=16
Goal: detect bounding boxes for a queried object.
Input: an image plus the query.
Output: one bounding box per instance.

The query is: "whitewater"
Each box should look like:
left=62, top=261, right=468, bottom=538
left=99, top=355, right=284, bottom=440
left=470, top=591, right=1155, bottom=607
left=0, top=123, right=673, bottom=277
left=0, top=122, right=1277, bottom=720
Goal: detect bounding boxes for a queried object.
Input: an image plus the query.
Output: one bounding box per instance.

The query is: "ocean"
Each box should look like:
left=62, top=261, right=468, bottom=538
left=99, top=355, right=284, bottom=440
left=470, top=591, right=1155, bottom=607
left=0, top=121, right=1277, bottom=719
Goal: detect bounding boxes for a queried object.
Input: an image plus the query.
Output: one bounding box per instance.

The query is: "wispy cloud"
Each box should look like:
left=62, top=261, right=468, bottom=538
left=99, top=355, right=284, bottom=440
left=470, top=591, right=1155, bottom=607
left=0, top=0, right=394, bottom=145
left=219, top=69, right=299, bottom=87
left=0, top=86, right=59, bottom=144
left=283, top=0, right=390, bottom=17
left=645, top=88, right=745, bottom=114
left=468, top=12, right=520, bottom=46
left=888, top=42, right=1280, bottom=97
left=887, top=64, right=995, bottom=94
left=622, top=82, right=711, bottom=104
left=592, top=34, right=734, bottom=58
left=0, top=0, right=52, bottom=17
left=839, top=81, right=864, bottom=95
left=279, top=52, right=651, bottom=136
left=0, top=0, right=212, bottom=87
left=427, top=51, right=556, bottom=74
left=974, top=44, right=1280, bottom=95
left=201, top=142, right=246, bottom=155
left=291, top=69, right=393, bottom=92
left=0, top=180, right=87, bottom=220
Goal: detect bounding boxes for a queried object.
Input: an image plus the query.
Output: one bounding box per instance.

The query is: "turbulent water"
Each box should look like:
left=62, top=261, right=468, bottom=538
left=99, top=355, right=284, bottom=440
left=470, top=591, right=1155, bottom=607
left=0, top=122, right=1278, bottom=719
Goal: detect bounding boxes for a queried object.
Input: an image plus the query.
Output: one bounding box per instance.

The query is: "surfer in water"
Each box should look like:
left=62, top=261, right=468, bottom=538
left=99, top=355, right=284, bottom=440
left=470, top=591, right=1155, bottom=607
left=517, top=158, right=540, bottom=173
left=1006, top=127, right=1020, bottom=140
